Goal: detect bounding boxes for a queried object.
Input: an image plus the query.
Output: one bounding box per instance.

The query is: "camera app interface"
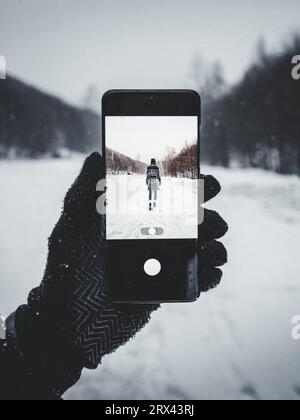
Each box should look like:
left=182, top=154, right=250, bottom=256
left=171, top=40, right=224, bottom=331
left=106, top=116, right=198, bottom=240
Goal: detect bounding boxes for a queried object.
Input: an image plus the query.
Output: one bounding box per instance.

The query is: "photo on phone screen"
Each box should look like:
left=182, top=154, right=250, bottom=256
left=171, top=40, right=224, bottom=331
left=106, top=116, right=198, bottom=240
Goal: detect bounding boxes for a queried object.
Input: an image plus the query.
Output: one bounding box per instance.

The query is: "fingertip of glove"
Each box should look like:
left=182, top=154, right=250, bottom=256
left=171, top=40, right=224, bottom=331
left=199, top=209, right=229, bottom=241
left=199, top=267, right=223, bottom=293
left=201, top=174, right=221, bottom=202
left=63, top=152, right=105, bottom=217
left=87, top=151, right=103, bottom=162
left=82, top=152, right=105, bottom=179
left=199, top=240, right=228, bottom=267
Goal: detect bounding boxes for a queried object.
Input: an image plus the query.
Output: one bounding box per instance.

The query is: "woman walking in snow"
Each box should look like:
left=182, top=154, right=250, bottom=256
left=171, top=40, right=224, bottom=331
left=146, top=158, right=161, bottom=211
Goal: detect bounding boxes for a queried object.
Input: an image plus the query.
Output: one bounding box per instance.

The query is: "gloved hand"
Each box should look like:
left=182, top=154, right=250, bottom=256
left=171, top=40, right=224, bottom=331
left=6, top=152, right=227, bottom=398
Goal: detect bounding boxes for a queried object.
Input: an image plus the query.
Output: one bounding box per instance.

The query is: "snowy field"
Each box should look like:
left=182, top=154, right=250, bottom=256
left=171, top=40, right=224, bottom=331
left=107, top=174, right=198, bottom=240
left=0, top=158, right=300, bottom=400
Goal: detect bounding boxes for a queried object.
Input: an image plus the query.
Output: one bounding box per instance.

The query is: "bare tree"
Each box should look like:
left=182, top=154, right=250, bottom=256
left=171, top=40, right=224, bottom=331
left=162, top=142, right=197, bottom=179
left=81, top=84, right=100, bottom=113
left=190, top=53, right=226, bottom=103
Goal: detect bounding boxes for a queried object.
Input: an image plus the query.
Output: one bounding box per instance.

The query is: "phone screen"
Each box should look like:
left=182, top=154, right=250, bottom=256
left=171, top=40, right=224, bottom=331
left=105, top=116, right=198, bottom=240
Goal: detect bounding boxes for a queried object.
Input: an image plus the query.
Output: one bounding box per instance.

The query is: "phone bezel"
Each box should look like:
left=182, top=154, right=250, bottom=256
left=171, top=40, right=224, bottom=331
left=102, top=90, right=201, bottom=303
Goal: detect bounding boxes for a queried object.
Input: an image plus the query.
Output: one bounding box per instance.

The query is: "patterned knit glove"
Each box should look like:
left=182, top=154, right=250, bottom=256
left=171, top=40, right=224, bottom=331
left=7, top=152, right=227, bottom=398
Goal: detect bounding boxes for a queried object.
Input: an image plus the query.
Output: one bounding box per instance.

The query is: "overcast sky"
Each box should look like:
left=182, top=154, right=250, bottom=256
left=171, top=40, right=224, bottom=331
left=0, top=0, right=299, bottom=107
left=106, top=116, right=197, bottom=164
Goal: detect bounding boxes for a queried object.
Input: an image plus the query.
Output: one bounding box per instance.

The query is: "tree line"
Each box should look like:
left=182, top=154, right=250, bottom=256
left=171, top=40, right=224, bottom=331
left=162, top=143, right=198, bottom=179
left=1, top=33, right=300, bottom=177
left=106, top=148, right=147, bottom=174
left=198, top=34, right=300, bottom=175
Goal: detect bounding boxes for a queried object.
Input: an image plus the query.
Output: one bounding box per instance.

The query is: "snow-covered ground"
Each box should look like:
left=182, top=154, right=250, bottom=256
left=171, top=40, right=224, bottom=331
left=107, top=174, right=198, bottom=240
left=0, top=159, right=300, bottom=400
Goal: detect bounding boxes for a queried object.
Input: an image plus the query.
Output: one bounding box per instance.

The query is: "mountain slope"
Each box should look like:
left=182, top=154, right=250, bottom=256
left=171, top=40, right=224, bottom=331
left=106, top=148, right=147, bottom=174
left=0, top=76, right=101, bottom=157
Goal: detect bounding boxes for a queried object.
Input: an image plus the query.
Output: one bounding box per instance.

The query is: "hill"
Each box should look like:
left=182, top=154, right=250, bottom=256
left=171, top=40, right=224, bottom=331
left=0, top=76, right=101, bottom=158
left=106, top=148, right=147, bottom=174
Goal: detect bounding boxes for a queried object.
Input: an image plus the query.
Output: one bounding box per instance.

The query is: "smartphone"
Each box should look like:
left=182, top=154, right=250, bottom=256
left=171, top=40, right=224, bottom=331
left=102, top=90, right=201, bottom=303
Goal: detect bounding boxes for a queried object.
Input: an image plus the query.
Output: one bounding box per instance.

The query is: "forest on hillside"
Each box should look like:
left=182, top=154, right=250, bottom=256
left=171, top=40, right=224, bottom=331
left=106, top=148, right=147, bottom=174
left=162, top=143, right=198, bottom=179
left=200, top=34, right=300, bottom=175
left=0, top=76, right=100, bottom=158
left=0, top=34, right=299, bottom=176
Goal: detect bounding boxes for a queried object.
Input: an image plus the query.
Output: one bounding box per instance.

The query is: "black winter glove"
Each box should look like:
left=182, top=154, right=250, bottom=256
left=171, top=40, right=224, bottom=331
left=4, top=152, right=227, bottom=399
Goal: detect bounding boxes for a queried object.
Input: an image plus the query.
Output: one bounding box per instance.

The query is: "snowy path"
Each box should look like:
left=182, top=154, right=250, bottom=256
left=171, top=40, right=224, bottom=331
left=107, top=174, right=198, bottom=240
left=0, top=160, right=300, bottom=400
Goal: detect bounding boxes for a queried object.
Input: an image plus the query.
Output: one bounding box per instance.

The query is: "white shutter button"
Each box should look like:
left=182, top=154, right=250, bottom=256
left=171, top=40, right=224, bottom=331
left=144, top=259, right=161, bottom=276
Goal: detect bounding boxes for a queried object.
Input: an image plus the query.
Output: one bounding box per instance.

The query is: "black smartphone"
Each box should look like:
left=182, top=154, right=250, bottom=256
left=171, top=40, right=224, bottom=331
left=102, top=90, right=201, bottom=303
